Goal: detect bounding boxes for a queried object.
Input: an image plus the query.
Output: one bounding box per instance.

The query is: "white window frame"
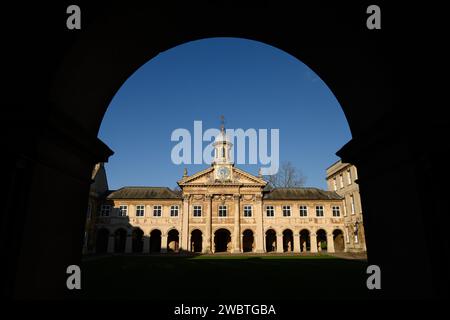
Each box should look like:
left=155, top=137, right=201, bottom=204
left=350, top=194, right=356, bottom=215
left=332, top=206, right=341, bottom=217
left=193, top=205, right=202, bottom=217
left=119, top=205, right=128, bottom=217
left=153, top=205, right=162, bottom=217
left=243, top=205, right=252, bottom=217
left=218, top=205, right=227, bottom=217
left=282, top=205, right=291, bottom=217
left=136, top=205, right=145, bottom=217
left=266, top=205, right=274, bottom=217
left=170, top=205, right=179, bottom=217
left=315, top=205, right=324, bottom=217
left=100, top=204, right=111, bottom=217
left=299, top=205, right=308, bottom=217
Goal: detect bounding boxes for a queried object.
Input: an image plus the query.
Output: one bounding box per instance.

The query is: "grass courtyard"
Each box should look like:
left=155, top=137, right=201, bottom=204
left=80, top=254, right=370, bottom=300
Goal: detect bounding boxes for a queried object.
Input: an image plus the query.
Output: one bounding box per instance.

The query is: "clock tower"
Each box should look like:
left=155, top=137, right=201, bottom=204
left=213, top=116, right=233, bottom=181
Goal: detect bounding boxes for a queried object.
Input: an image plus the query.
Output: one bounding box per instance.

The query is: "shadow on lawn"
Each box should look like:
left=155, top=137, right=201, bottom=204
left=80, top=255, right=370, bottom=300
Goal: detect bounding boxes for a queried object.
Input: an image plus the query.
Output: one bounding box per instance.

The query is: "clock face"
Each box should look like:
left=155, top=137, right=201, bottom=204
left=218, top=166, right=230, bottom=179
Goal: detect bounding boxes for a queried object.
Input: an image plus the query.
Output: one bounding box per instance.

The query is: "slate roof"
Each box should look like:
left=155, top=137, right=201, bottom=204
left=263, top=187, right=342, bottom=200
left=107, top=187, right=182, bottom=199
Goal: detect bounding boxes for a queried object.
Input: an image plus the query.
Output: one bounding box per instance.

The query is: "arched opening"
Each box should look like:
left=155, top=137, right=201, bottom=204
left=132, top=228, right=144, bottom=253
left=283, top=229, right=294, bottom=252
left=333, top=229, right=345, bottom=252
left=114, top=228, right=127, bottom=253
left=265, top=229, right=276, bottom=252
left=300, top=229, right=310, bottom=252
left=167, top=229, right=179, bottom=252
left=214, top=229, right=231, bottom=253
left=150, top=229, right=162, bottom=253
left=95, top=228, right=109, bottom=254
left=316, top=229, right=327, bottom=252
left=242, top=229, right=254, bottom=253
left=190, top=229, right=203, bottom=253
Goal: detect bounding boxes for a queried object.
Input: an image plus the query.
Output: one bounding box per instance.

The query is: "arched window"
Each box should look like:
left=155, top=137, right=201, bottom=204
left=222, top=146, right=225, bottom=158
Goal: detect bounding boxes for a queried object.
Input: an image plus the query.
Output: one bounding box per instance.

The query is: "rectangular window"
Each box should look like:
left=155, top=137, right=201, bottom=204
left=316, top=205, right=324, bottom=217
left=193, top=205, right=202, bottom=217
left=351, top=195, right=355, bottom=215
left=332, top=206, right=341, bottom=217
left=100, top=205, right=111, bottom=217
left=339, top=174, right=344, bottom=189
left=119, top=205, right=128, bottom=217
left=153, top=205, right=162, bottom=217
left=299, top=205, right=308, bottom=217
left=218, top=205, right=227, bottom=217
left=136, top=205, right=144, bottom=217
left=282, top=205, right=291, bottom=217
left=170, top=205, right=179, bottom=217
left=347, top=168, right=352, bottom=185
left=333, top=177, right=337, bottom=191
left=243, top=205, right=252, bottom=217
left=266, top=205, right=274, bottom=217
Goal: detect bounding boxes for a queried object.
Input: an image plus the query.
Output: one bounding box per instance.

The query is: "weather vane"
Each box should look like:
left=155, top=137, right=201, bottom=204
left=220, top=115, right=225, bottom=131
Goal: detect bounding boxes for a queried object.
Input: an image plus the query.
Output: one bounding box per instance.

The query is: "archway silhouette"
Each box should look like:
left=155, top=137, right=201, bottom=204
left=6, top=3, right=445, bottom=300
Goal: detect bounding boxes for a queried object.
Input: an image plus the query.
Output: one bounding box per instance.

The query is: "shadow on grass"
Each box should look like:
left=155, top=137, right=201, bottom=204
left=80, top=255, right=370, bottom=300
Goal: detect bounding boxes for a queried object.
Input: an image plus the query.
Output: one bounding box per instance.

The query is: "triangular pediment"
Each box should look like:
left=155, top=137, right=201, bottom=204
left=178, top=166, right=267, bottom=187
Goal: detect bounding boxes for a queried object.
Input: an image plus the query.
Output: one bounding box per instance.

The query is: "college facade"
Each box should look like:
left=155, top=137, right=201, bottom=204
left=84, top=127, right=366, bottom=255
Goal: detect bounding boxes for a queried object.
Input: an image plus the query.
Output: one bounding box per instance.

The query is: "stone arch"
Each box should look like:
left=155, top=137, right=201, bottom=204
left=113, top=228, right=127, bottom=253
left=242, top=229, right=254, bottom=253
left=333, top=229, right=345, bottom=252
left=132, top=228, right=144, bottom=253
left=190, top=229, right=203, bottom=253
left=316, top=229, right=327, bottom=252
left=95, top=228, right=109, bottom=254
left=265, top=229, right=277, bottom=253
left=214, top=228, right=231, bottom=253
left=299, top=229, right=311, bottom=252
left=149, top=229, right=162, bottom=253
left=283, top=229, right=294, bottom=252
left=167, top=229, right=179, bottom=252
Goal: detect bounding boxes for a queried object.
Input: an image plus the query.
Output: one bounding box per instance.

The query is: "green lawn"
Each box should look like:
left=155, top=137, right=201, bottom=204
left=80, top=254, right=370, bottom=300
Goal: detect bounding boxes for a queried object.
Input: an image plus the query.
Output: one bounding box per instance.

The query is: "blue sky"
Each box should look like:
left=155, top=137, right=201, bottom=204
left=98, top=38, right=351, bottom=190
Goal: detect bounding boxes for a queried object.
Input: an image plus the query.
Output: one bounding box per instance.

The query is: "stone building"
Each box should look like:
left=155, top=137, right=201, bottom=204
left=86, top=127, right=366, bottom=255
left=326, top=160, right=367, bottom=252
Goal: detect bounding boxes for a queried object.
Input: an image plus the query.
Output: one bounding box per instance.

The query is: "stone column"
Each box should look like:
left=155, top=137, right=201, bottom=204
left=327, top=232, right=335, bottom=253
left=181, top=194, right=190, bottom=251
left=233, top=194, right=241, bottom=253
left=294, top=233, right=301, bottom=253
left=310, top=232, right=318, bottom=253
left=276, top=233, right=283, bottom=253
left=161, top=233, right=168, bottom=253
left=205, top=194, right=212, bottom=253
left=125, top=233, right=133, bottom=253
left=255, top=195, right=265, bottom=253
left=143, top=236, right=150, bottom=253
left=107, top=234, right=115, bottom=253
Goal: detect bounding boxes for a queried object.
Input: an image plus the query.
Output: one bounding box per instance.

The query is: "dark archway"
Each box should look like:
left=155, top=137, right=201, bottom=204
left=265, top=229, right=276, bottom=252
left=114, top=228, right=127, bottom=253
left=300, top=229, right=310, bottom=252
left=283, top=229, right=294, bottom=252
left=8, top=3, right=445, bottom=300
left=132, top=228, right=144, bottom=253
left=316, top=229, right=327, bottom=252
left=95, top=228, right=109, bottom=254
left=333, top=229, right=345, bottom=253
left=167, top=229, right=179, bottom=252
left=242, top=229, right=254, bottom=253
left=214, top=229, right=231, bottom=253
left=150, top=229, right=162, bottom=253
left=190, top=229, right=203, bottom=253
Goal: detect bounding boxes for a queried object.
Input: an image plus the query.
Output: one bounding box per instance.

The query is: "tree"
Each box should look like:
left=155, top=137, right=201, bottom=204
left=264, top=161, right=307, bottom=188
